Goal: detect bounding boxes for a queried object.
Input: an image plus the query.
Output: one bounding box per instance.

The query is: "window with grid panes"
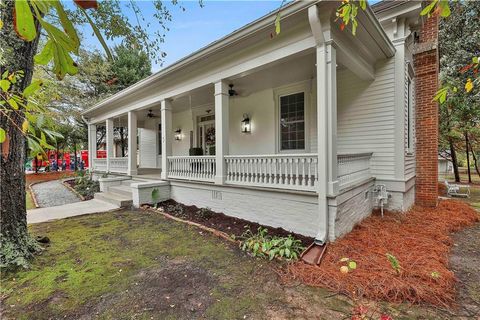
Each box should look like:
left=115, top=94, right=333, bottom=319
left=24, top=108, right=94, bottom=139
left=280, top=92, right=305, bottom=150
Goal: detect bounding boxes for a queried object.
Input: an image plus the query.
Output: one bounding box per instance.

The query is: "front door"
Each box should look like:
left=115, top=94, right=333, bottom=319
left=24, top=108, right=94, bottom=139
left=197, top=114, right=215, bottom=155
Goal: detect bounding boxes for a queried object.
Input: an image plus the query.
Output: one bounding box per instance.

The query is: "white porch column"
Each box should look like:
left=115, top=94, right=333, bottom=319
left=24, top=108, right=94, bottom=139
left=214, top=80, right=229, bottom=184
left=87, top=123, right=96, bottom=172
left=316, top=41, right=338, bottom=243
left=160, top=99, right=172, bottom=180
left=105, top=118, right=114, bottom=172
left=127, top=111, right=138, bottom=176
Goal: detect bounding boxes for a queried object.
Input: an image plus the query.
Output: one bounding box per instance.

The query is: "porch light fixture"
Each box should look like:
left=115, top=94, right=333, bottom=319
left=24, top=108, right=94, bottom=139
left=174, top=129, right=182, bottom=141
left=241, top=114, right=251, bottom=133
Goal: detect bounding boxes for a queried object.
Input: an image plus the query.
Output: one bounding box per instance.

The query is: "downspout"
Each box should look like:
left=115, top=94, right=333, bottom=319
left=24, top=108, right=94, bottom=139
left=308, top=5, right=329, bottom=245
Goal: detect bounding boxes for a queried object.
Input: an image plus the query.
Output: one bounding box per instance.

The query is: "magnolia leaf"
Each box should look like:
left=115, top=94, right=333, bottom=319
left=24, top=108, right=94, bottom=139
left=54, top=0, right=80, bottom=53
left=23, top=80, right=43, bottom=98
left=359, top=0, right=367, bottom=10
left=420, top=0, right=438, bottom=17
left=465, top=79, right=474, bottom=93
left=433, top=87, right=448, bottom=104
left=35, top=40, right=55, bottom=65
left=14, top=0, right=37, bottom=41
left=0, top=18, right=3, bottom=30
left=22, top=120, right=29, bottom=133
left=438, top=0, right=451, bottom=17
left=0, top=79, right=10, bottom=92
left=41, top=19, right=77, bottom=53
left=0, top=128, right=6, bottom=143
left=340, top=257, right=349, bottom=262
left=340, top=266, right=349, bottom=274
left=31, top=0, right=51, bottom=14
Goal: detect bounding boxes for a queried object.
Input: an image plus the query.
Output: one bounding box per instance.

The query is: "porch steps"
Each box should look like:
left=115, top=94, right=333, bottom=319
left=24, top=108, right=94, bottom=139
left=94, top=191, right=132, bottom=208
left=108, top=185, right=132, bottom=197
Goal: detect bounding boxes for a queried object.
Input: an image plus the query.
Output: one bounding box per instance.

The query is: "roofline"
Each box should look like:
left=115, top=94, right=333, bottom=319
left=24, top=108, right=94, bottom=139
left=82, top=0, right=318, bottom=117
left=83, top=0, right=396, bottom=117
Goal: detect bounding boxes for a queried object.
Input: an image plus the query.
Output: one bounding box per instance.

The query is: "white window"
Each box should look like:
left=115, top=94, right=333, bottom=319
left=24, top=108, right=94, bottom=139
left=279, top=92, right=306, bottom=151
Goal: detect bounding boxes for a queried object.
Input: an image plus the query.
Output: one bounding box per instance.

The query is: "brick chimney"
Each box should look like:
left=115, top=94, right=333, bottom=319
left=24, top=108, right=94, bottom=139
left=413, top=15, right=439, bottom=207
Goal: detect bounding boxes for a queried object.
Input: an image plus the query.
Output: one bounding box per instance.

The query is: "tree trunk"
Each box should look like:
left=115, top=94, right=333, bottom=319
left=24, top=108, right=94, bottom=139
left=0, top=2, right=42, bottom=267
left=465, top=132, right=472, bottom=183
left=470, top=141, right=480, bottom=178
left=449, top=137, right=461, bottom=182
left=119, top=127, right=126, bottom=157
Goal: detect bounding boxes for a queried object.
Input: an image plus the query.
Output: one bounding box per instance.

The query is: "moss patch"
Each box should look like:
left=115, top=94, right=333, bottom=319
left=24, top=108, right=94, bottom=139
left=0, top=210, right=466, bottom=319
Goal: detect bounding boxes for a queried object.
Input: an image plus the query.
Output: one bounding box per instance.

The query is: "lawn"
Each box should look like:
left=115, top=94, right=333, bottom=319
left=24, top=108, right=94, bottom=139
left=0, top=210, right=465, bottom=319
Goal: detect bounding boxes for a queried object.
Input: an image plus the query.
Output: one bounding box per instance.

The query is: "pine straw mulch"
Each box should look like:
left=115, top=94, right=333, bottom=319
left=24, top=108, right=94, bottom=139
left=284, top=200, right=479, bottom=308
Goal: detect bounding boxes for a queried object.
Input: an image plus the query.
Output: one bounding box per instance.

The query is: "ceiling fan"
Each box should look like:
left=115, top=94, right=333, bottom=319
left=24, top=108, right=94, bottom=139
left=147, top=109, right=160, bottom=118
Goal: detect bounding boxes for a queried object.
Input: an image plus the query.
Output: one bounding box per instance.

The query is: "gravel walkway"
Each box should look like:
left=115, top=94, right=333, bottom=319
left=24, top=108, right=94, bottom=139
left=31, top=180, right=81, bottom=208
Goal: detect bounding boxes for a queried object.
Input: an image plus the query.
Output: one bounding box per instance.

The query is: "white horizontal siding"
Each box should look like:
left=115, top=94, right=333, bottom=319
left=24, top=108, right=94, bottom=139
left=337, top=58, right=396, bottom=179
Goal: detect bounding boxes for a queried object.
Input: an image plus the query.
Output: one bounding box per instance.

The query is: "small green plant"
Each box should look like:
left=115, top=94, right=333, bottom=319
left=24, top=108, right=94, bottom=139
left=239, top=227, right=304, bottom=261
left=162, top=203, right=185, bottom=217
left=151, top=188, right=160, bottom=208
left=386, top=253, right=401, bottom=275
left=339, top=257, right=357, bottom=274
left=73, top=172, right=99, bottom=200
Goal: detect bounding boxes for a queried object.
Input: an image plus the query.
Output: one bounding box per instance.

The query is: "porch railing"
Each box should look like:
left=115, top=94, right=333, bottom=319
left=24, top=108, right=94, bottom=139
left=225, top=154, right=318, bottom=191
left=337, top=152, right=373, bottom=190
left=92, top=158, right=107, bottom=172
left=109, top=157, right=128, bottom=174
left=167, top=156, right=216, bottom=182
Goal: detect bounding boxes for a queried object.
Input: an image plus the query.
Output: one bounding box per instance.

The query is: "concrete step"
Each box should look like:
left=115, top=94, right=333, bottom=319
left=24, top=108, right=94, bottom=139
left=108, top=185, right=132, bottom=197
left=94, top=192, right=132, bottom=208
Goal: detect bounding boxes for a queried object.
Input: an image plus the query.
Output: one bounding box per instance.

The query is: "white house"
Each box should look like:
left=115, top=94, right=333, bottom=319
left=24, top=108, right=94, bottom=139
left=82, top=1, right=439, bottom=243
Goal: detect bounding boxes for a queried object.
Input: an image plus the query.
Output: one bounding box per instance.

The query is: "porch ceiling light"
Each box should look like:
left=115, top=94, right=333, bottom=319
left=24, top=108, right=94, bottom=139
left=241, top=113, right=251, bottom=134
left=174, top=129, right=182, bottom=141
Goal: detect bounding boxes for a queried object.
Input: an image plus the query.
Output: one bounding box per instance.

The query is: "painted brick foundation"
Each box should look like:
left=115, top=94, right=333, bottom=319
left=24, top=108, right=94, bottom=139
left=414, top=16, right=439, bottom=207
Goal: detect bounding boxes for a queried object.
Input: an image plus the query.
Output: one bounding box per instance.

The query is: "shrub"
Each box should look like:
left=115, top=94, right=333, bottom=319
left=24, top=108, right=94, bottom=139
left=73, top=173, right=99, bottom=199
left=239, top=227, right=305, bottom=261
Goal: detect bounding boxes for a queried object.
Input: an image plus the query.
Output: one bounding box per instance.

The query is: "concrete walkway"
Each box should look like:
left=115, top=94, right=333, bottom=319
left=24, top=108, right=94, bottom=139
left=27, top=199, right=119, bottom=224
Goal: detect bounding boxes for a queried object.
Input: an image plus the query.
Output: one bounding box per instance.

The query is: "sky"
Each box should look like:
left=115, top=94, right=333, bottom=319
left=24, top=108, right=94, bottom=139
left=79, top=1, right=285, bottom=72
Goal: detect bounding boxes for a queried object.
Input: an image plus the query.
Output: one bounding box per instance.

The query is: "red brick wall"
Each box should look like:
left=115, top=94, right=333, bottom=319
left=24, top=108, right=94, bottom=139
left=413, top=15, right=439, bottom=207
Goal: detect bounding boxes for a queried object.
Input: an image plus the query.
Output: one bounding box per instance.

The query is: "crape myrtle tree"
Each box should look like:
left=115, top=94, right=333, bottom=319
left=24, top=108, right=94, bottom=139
left=0, top=0, right=194, bottom=270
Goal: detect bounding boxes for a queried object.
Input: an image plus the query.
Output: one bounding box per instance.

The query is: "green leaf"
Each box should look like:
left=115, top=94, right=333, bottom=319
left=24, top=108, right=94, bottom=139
left=54, top=0, right=80, bottom=53
left=14, top=0, right=37, bottom=41
left=438, top=0, right=451, bottom=17
left=348, top=261, right=357, bottom=270
left=473, top=57, right=479, bottom=65
left=433, top=87, right=449, bottom=104
left=420, top=0, right=438, bottom=17
left=8, top=98, right=19, bottom=110
left=0, top=128, right=6, bottom=143
left=359, top=0, right=367, bottom=10
left=34, top=40, right=55, bottom=65
left=23, top=80, right=43, bottom=98
left=275, top=13, right=281, bottom=35
left=0, top=79, right=10, bottom=92
left=80, top=8, right=113, bottom=60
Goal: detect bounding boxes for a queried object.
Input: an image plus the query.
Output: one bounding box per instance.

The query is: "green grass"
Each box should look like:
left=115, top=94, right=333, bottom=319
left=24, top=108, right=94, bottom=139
left=25, top=189, right=35, bottom=210
left=0, top=210, right=459, bottom=319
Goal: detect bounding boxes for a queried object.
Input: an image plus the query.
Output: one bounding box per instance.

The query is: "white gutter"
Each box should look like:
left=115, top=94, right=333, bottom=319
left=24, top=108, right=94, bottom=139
left=82, top=0, right=318, bottom=116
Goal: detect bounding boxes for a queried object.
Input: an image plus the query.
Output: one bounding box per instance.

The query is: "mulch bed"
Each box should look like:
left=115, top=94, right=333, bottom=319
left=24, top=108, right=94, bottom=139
left=26, top=171, right=76, bottom=185
left=156, top=199, right=314, bottom=246
left=283, top=199, right=479, bottom=307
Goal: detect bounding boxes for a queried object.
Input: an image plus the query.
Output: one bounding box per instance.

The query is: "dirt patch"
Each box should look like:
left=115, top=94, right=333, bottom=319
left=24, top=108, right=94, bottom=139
left=157, top=199, right=314, bottom=246
left=72, top=260, right=217, bottom=319
left=284, top=200, right=479, bottom=307
left=450, top=222, right=480, bottom=318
